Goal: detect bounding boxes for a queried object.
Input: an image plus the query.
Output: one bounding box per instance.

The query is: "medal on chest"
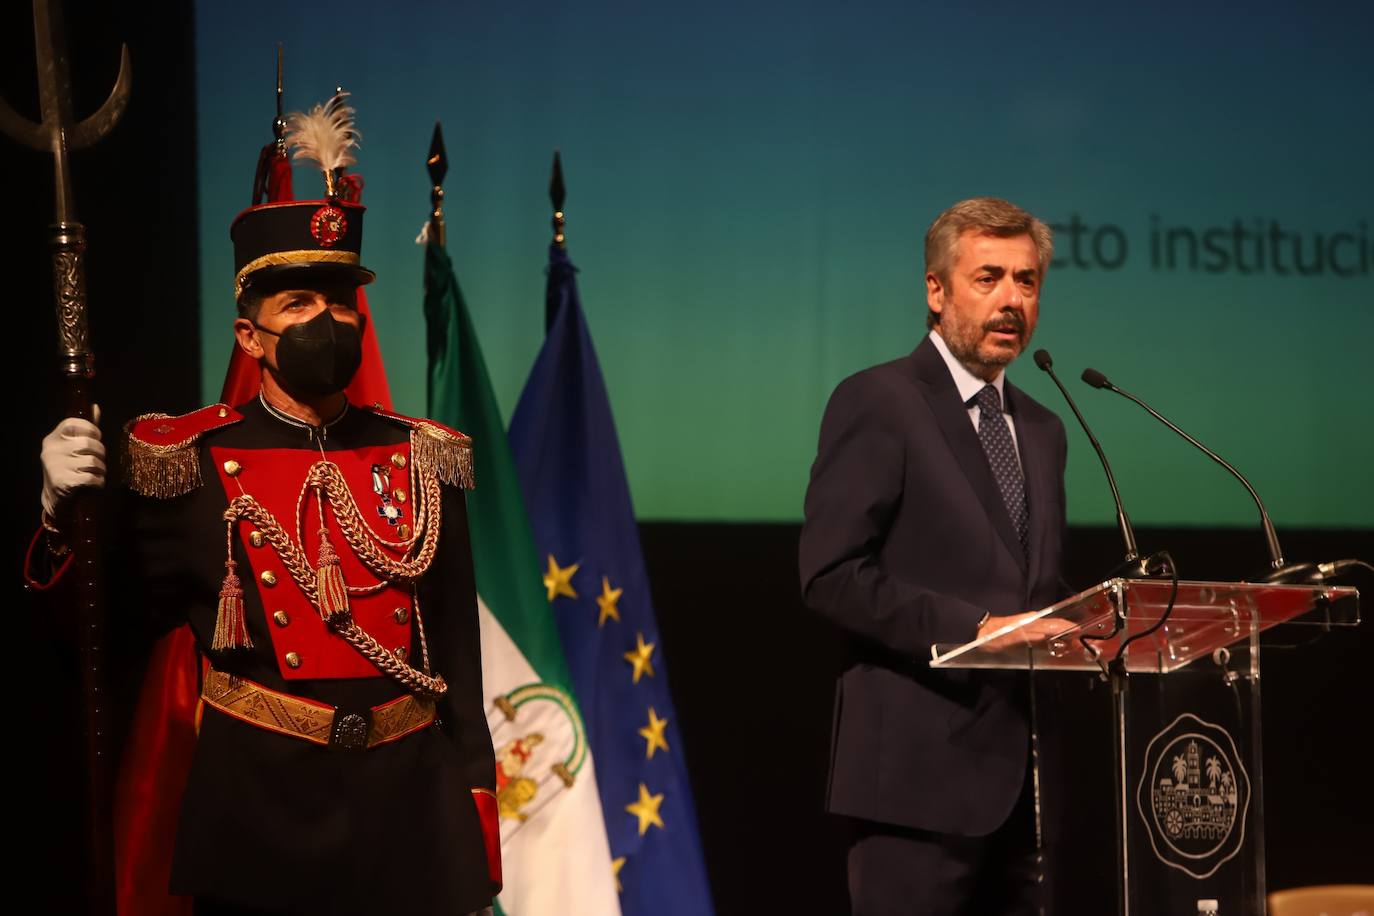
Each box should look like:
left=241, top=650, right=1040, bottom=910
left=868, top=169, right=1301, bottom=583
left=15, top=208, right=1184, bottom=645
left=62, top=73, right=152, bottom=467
left=211, top=435, right=448, bottom=697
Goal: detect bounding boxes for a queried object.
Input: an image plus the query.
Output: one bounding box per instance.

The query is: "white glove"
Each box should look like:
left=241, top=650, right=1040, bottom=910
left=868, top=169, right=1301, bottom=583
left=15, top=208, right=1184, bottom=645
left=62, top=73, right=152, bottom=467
left=40, top=405, right=106, bottom=519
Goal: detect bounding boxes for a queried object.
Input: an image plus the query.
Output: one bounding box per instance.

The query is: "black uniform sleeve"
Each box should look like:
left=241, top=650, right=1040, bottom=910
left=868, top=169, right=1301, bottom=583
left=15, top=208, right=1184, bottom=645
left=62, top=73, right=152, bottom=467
left=111, top=480, right=204, bottom=641
left=425, top=484, right=497, bottom=793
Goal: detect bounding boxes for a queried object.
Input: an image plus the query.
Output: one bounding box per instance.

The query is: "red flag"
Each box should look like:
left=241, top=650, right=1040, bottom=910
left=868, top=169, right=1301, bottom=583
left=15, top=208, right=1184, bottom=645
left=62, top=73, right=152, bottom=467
left=114, top=629, right=199, bottom=916
left=252, top=137, right=293, bottom=205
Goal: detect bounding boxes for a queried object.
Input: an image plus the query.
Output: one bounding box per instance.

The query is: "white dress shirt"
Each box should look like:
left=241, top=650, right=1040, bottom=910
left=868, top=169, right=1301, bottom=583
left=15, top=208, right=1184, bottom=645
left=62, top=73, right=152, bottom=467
left=927, top=329, right=1022, bottom=468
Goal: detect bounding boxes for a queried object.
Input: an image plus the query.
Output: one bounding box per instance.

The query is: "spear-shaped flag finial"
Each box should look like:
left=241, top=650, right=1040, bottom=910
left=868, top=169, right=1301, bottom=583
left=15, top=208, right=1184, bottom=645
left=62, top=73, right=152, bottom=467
left=252, top=45, right=293, bottom=204
left=428, top=121, right=448, bottom=187
left=550, top=149, right=566, bottom=248
left=427, top=122, right=447, bottom=248
left=273, top=43, right=286, bottom=146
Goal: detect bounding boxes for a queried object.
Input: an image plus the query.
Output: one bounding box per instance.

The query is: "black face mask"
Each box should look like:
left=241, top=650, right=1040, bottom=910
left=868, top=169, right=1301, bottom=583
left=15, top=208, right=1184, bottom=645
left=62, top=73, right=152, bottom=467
left=254, top=310, right=363, bottom=396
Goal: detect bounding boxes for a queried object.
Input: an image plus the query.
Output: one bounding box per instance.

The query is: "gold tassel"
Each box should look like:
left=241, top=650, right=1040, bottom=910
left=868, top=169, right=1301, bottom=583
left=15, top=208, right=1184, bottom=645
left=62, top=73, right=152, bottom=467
left=412, top=424, right=474, bottom=489
left=315, top=533, right=351, bottom=625
left=122, top=423, right=202, bottom=498
left=212, top=559, right=252, bottom=651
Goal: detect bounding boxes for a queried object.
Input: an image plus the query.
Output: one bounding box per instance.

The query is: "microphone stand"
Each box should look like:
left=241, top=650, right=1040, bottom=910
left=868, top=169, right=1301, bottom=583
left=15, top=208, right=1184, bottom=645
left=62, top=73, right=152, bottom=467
left=1034, top=350, right=1156, bottom=578
left=1079, top=368, right=1317, bottom=583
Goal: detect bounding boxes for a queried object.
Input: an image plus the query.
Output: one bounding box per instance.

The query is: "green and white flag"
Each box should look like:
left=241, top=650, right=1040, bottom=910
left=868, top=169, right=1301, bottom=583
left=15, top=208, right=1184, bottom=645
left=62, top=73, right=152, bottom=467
left=424, top=241, right=621, bottom=916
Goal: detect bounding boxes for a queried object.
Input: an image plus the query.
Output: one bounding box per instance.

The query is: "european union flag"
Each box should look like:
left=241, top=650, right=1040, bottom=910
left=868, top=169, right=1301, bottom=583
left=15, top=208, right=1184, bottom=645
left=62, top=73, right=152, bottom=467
left=508, top=239, right=715, bottom=915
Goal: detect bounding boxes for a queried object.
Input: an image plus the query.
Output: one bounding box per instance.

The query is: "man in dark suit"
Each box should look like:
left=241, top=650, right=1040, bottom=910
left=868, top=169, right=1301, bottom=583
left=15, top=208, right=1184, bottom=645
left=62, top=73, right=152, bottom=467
left=800, top=197, right=1071, bottom=915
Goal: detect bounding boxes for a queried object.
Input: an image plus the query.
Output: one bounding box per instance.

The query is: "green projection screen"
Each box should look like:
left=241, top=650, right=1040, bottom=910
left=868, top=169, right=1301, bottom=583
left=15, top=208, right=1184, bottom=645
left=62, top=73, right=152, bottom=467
left=196, top=0, right=1373, bottom=526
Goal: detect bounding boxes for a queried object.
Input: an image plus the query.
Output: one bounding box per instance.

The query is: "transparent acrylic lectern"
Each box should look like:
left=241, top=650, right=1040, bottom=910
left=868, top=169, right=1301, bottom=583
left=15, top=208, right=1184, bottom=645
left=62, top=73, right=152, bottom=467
left=930, top=579, right=1361, bottom=916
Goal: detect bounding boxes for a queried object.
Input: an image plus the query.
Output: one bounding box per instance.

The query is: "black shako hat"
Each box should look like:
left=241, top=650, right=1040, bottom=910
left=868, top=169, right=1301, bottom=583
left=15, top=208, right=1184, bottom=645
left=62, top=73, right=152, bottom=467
left=230, top=199, right=375, bottom=299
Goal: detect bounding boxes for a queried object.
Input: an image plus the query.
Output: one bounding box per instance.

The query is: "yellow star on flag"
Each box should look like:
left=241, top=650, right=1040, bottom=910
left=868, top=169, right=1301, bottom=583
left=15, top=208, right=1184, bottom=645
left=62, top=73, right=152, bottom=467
left=596, top=577, right=623, bottom=627
left=638, top=707, right=670, bottom=760
left=625, top=782, right=665, bottom=836
left=623, top=632, right=656, bottom=684
left=612, top=856, right=626, bottom=892
left=543, top=554, right=579, bottom=602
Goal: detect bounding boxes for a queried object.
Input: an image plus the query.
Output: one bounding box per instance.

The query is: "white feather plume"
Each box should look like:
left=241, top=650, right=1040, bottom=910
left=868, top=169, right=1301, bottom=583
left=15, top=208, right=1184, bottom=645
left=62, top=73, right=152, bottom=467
left=284, top=90, right=360, bottom=177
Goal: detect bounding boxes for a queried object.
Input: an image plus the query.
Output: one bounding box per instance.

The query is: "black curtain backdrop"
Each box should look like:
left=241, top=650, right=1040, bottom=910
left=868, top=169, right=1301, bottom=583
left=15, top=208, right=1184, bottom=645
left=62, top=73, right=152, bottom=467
left=7, top=4, right=1370, bottom=914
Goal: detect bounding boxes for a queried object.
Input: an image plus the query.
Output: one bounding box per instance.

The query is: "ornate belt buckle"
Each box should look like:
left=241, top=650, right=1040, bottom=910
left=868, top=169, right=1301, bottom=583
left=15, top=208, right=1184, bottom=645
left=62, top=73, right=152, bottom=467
left=328, top=707, right=373, bottom=751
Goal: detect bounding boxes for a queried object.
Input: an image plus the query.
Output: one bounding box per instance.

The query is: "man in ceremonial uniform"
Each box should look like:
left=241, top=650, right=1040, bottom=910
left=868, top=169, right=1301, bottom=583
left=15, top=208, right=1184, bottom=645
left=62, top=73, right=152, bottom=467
left=800, top=198, right=1071, bottom=915
left=30, top=97, right=500, bottom=915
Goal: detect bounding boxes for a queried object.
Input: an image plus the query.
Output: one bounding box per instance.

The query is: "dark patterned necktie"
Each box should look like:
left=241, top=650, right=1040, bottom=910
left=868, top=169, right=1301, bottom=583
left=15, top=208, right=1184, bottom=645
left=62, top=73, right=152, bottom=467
left=974, top=384, right=1028, bottom=558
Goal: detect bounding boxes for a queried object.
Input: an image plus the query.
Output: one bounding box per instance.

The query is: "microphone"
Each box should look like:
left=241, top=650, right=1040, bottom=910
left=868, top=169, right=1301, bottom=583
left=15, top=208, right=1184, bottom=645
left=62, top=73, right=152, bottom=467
left=1033, top=350, right=1152, bottom=577
left=1081, top=366, right=1303, bottom=581
left=1245, top=558, right=1374, bottom=584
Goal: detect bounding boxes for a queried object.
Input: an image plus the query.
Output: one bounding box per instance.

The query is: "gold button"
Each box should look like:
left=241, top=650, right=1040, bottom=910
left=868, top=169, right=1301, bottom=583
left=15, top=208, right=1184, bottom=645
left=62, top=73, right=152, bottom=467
left=260, top=570, right=277, bottom=587
left=392, top=488, right=408, bottom=504
left=273, top=610, right=290, bottom=627
left=394, top=647, right=407, bottom=661
left=223, top=459, right=241, bottom=477
left=397, top=523, right=411, bottom=539
left=394, top=607, right=410, bottom=625
left=248, top=530, right=265, bottom=548
left=391, top=453, right=407, bottom=469
left=217, top=407, right=228, bottom=418
left=285, top=651, right=301, bottom=668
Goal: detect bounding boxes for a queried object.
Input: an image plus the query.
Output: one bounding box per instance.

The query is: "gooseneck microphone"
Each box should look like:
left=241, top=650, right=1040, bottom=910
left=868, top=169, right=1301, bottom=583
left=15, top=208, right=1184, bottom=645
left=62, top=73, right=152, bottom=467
left=1080, top=367, right=1301, bottom=581
left=1033, top=350, right=1152, bottom=577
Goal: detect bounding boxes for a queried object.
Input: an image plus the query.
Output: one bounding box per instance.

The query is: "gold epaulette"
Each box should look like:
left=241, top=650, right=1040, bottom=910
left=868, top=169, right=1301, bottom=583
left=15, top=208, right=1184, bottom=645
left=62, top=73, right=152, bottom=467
left=123, top=405, right=244, bottom=498
left=368, top=406, right=475, bottom=490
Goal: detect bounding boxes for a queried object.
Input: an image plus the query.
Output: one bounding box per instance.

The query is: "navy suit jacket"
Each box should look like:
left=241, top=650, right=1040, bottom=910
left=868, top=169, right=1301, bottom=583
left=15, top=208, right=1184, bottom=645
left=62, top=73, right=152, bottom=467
left=800, top=335, right=1069, bottom=837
